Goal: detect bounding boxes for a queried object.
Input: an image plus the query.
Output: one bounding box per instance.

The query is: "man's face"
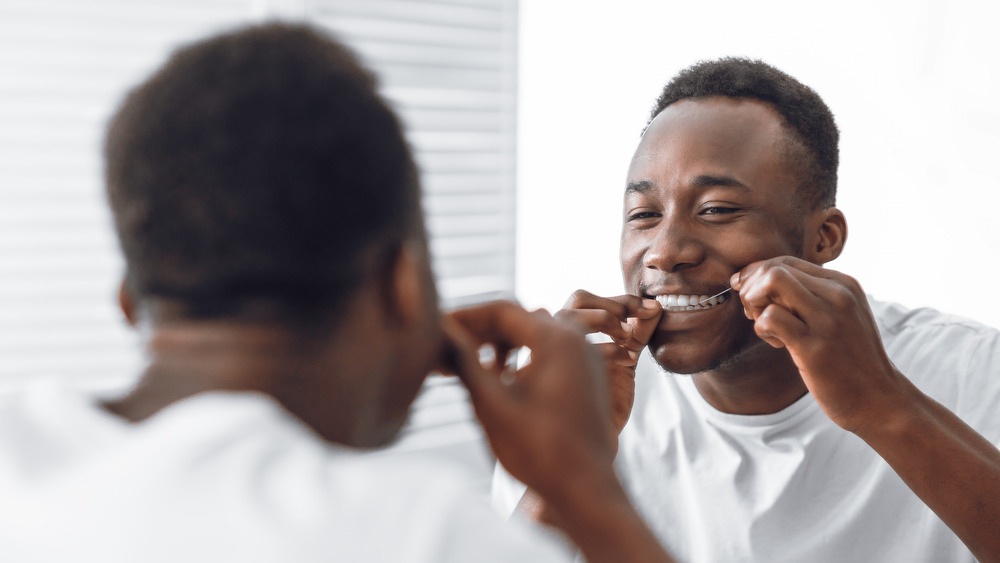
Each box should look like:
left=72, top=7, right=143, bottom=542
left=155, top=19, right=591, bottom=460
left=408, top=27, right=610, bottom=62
left=621, top=96, right=813, bottom=374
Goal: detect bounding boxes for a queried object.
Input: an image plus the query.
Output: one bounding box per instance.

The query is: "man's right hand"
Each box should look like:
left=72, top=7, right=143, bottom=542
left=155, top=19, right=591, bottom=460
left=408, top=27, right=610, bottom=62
left=440, top=301, right=676, bottom=563
left=555, top=291, right=662, bottom=436
left=512, top=292, right=660, bottom=538
left=440, top=301, right=618, bottom=502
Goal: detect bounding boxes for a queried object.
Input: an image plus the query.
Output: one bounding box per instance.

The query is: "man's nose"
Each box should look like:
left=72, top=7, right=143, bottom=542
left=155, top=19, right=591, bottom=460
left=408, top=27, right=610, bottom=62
left=641, top=218, right=705, bottom=273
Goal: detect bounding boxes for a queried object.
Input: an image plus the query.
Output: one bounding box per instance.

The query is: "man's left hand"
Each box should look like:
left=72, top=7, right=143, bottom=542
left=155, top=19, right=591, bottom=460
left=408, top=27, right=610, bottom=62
left=731, top=256, right=905, bottom=433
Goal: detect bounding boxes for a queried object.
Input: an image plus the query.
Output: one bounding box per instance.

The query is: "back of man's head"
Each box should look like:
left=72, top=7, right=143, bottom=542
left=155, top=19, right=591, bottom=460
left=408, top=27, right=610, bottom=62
left=649, top=57, right=839, bottom=210
left=105, top=23, right=422, bottom=322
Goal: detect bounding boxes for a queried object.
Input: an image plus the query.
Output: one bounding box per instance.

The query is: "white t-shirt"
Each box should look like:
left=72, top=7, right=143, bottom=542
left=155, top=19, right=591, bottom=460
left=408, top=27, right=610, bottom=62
left=0, top=382, right=571, bottom=563
left=494, top=298, right=1000, bottom=562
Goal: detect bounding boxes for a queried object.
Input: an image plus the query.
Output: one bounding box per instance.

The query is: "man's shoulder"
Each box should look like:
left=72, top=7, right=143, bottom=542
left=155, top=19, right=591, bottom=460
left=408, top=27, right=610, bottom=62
left=868, top=296, right=997, bottom=339
left=868, top=296, right=1000, bottom=431
left=0, top=382, right=569, bottom=562
left=868, top=295, right=1000, bottom=367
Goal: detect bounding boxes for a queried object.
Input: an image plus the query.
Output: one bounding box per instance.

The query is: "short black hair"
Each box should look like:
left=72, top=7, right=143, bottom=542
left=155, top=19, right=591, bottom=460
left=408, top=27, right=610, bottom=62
left=105, top=23, right=422, bottom=320
left=648, top=57, right=839, bottom=209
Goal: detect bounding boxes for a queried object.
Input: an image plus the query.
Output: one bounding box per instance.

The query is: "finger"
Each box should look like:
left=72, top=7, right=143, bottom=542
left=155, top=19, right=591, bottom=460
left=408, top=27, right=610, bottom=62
left=482, top=308, right=552, bottom=372
left=624, top=304, right=662, bottom=351
left=595, top=342, right=638, bottom=367
left=752, top=303, right=808, bottom=349
left=736, top=260, right=863, bottom=327
left=750, top=263, right=868, bottom=321
left=439, top=316, right=498, bottom=392
left=731, top=256, right=837, bottom=291
left=558, top=292, right=661, bottom=349
left=563, top=290, right=630, bottom=319
left=563, top=291, right=659, bottom=321
left=448, top=301, right=603, bottom=396
left=738, top=260, right=841, bottom=321
left=447, top=301, right=554, bottom=351
left=555, top=308, right=633, bottom=342
left=439, top=315, right=515, bottom=420
left=739, top=266, right=820, bottom=322
left=607, top=294, right=663, bottom=320
left=606, top=363, right=638, bottom=382
left=531, top=307, right=552, bottom=319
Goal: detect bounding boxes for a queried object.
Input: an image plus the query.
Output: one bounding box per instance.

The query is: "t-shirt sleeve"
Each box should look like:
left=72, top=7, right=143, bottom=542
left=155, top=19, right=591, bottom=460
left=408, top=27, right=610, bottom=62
left=954, top=327, right=1000, bottom=446
left=872, top=298, right=1000, bottom=446
left=491, top=461, right=528, bottom=517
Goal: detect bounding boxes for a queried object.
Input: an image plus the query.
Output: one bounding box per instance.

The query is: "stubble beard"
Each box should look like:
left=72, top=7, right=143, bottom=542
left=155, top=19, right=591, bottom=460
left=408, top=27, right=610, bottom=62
left=651, top=325, right=766, bottom=377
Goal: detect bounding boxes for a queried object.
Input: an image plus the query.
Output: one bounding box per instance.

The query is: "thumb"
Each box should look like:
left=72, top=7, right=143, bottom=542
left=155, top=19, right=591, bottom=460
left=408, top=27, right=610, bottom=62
left=624, top=299, right=661, bottom=352
left=439, top=316, right=511, bottom=418
left=730, top=268, right=745, bottom=291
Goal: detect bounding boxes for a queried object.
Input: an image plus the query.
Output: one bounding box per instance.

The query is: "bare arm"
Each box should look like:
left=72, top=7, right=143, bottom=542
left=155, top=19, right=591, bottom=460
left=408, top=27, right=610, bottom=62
left=733, top=256, right=1000, bottom=561
left=442, top=302, right=674, bottom=563
left=857, top=378, right=1000, bottom=561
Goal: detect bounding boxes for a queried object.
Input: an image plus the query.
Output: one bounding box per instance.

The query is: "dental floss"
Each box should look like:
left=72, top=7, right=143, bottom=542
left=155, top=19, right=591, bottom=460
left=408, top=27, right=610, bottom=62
left=695, top=287, right=733, bottom=306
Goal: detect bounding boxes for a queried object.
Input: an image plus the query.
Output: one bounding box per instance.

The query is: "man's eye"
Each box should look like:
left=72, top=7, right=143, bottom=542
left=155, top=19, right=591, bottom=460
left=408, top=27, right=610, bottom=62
left=627, top=211, right=659, bottom=221
left=700, top=206, right=739, bottom=215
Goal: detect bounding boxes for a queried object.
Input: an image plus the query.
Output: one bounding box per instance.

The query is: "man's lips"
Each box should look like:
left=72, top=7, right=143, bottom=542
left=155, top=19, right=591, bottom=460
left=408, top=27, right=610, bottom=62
left=641, top=282, right=733, bottom=311
left=651, top=291, right=731, bottom=312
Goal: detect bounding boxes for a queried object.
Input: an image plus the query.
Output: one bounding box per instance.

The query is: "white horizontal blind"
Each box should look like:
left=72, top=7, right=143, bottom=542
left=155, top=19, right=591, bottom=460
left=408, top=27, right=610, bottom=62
left=312, top=0, right=518, bottom=302
left=308, top=0, right=517, bottom=484
left=0, top=0, right=519, bottom=400
left=0, top=0, right=260, bottom=390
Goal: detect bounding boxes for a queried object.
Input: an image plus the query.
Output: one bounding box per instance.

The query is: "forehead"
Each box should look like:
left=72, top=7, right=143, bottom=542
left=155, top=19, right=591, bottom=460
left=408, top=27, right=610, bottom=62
left=627, top=97, right=799, bottom=191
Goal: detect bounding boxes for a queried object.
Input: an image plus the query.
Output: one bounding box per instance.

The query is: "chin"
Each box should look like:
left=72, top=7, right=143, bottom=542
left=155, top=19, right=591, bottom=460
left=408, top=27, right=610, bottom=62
left=648, top=330, right=766, bottom=375
left=650, top=344, right=721, bottom=375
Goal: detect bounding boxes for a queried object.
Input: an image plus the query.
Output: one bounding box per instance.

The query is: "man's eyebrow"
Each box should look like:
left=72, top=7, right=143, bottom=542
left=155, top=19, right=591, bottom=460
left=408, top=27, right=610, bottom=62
left=625, top=180, right=653, bottom=195
left=690, top=174, right=750, bottom=190
left=625, top=175, right=750, bottom=196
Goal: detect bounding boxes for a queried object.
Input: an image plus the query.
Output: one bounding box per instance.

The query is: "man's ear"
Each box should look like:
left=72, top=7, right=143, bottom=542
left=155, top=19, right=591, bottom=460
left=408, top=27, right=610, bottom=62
left=806, top=207, right=848, bottom=265
left=382, top=240, right=431, bottom=328
left=117, top=279, right=138, bottom=327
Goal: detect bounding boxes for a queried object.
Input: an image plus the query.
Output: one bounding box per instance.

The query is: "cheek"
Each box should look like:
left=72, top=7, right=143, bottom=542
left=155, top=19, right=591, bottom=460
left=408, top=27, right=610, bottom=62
left=619, top=235, right=643, bottom=291
left=710, top=226, right=796, bottom=266
left=716, top=235, right=760, bottom=263
left=737, top=212, right=805, bottom=256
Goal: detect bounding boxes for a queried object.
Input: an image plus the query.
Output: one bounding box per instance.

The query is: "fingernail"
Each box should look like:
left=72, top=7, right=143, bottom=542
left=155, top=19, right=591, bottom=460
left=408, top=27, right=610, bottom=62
left=643, top=299, right=660, bottom=309
left=622, top=322, right=634, bottom=337
left=730, top=271, right=742, bottom=289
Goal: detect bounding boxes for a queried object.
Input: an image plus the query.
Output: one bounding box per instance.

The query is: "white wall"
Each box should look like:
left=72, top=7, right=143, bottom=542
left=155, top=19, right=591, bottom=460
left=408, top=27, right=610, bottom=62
left=516, top=0, right=1000, bottom=328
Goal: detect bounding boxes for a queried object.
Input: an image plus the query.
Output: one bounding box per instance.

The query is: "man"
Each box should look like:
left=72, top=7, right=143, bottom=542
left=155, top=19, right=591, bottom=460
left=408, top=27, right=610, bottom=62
left=0, top=23, right=677, bottom=562
left=495, top=58, right=1000, bottom=562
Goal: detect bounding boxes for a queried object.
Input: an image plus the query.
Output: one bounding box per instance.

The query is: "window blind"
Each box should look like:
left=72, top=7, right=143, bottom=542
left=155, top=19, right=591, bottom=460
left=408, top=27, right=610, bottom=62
left=312, top=0, right=518, bottom=301
left=0, top=0, right=518, bottom=404
left=308, top=0, right=517, bottom=481
left=0, top=0, right=259, bottom=390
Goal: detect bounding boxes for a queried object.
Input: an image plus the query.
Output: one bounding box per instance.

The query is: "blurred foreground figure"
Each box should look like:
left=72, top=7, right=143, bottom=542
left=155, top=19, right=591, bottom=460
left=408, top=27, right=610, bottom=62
left=0, top=24, right=675, bottom=563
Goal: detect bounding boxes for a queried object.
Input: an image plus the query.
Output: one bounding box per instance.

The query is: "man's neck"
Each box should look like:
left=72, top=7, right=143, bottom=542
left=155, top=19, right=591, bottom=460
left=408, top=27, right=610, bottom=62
left=690, top=342, right=808, bottom=415
left=102, top=322, right=309, bottom=424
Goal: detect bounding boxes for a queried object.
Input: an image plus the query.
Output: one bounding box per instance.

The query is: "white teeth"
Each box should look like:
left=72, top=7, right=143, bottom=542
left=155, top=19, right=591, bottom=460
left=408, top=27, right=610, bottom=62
left=654, top=292, right=728, bottom=312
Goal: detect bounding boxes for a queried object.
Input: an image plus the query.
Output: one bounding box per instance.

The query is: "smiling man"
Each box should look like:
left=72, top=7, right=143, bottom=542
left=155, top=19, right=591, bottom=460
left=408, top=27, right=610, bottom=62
left=495, top=58, right=1000, bottom=562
